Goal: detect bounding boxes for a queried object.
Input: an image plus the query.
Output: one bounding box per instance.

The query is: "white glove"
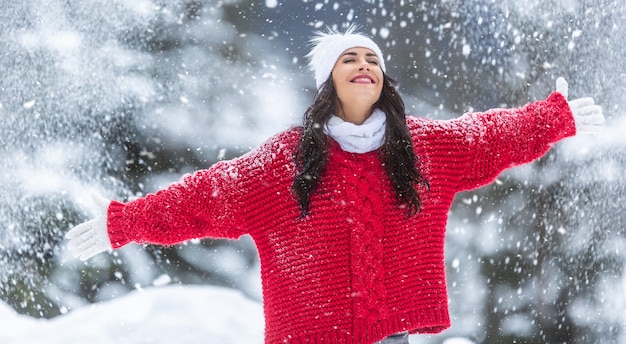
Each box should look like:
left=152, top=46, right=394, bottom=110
left=65, top=195, right=113, bottom=261
left=556, top=77, right=604, bottom=134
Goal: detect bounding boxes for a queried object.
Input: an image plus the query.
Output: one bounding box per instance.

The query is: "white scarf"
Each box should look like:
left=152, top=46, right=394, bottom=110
left=324, top=108, right=386, bottom=154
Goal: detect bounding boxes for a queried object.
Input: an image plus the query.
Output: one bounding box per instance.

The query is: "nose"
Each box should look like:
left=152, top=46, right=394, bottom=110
left=358, top=59, right=370, bottom=71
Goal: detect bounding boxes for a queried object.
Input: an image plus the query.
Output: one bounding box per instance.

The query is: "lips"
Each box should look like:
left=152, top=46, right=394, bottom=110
left=350, top=75, right=375, bottom=84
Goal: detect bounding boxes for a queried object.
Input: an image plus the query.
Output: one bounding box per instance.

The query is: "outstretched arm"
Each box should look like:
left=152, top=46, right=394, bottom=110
left=65, top=128, right=300, bottom=261
left=65, top=162, right=246, bottom=261
left=454, top=78, right=602, bottom=190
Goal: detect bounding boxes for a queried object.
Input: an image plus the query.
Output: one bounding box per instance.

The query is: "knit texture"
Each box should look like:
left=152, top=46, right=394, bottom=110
left=107, top=92, right=575, bottom=343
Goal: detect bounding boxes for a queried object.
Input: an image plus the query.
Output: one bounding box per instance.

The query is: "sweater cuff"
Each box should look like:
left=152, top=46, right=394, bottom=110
left=107, top=200, right=132, bottom=249
left=545, top=91, right=577, bottom=138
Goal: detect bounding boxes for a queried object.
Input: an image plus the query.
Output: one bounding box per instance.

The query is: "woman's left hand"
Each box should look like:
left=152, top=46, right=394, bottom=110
left=556, top=77, right=605, bottom=134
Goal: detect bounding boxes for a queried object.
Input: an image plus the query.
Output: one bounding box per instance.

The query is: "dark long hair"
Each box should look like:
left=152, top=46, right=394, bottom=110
left=292, top=74, right=429, bottom=218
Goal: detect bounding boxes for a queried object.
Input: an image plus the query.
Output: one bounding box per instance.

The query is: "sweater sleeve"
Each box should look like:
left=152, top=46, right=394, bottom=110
left=106, top=128, right=299, bottom=248
left=411, top=92, right=576, bottom=192
left=457, top=91, right=576, bottom=190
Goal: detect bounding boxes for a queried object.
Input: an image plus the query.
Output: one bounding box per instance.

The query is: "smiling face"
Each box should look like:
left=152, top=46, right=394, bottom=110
left=331, top=47, right=384, bottom=121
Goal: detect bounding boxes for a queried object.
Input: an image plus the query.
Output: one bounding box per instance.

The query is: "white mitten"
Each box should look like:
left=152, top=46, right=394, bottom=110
left=556, top=77, right=605, bottom=134
left=65, top=194, right=112, bottom=261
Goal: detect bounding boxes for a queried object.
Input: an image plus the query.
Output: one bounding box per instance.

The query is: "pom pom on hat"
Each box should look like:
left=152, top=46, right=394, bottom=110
left=307, top=25, right=386, bottom=89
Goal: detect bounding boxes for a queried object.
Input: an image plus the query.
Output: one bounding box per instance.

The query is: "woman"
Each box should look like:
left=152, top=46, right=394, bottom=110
left=66, top=27, right=603, bottom=343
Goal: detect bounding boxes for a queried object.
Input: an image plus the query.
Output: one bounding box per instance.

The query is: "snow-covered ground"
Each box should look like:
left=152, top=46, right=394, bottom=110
left=0, top=285, right=264, bottom=344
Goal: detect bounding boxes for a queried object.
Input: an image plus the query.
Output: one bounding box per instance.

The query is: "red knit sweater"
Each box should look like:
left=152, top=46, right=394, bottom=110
left=107, top=93, right=575, bottom=343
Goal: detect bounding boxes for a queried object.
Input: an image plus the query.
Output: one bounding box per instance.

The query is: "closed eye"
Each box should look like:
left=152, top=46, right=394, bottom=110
left=339, top=51, right=380, bottom=65
left=341, top=58, right=379, bottom=65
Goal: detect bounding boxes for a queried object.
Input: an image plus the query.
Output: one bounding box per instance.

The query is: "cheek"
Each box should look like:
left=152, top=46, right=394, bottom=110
left=333, top=79, right=349, bottom=99
left=376, top=74, right=384, bottom=95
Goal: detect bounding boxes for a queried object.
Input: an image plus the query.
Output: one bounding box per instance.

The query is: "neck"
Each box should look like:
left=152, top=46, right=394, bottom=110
left=335, top=100, right=374, bottom=125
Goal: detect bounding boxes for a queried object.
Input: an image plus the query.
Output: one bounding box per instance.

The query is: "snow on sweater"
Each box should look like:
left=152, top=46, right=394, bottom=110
left=107, top=92, right=575, bottom=343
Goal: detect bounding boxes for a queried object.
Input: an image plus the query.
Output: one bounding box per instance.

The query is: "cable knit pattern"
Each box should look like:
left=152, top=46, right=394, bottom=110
left=330, top=146, right=388, bottom=327
left=106, top=92, right=575, bottom=343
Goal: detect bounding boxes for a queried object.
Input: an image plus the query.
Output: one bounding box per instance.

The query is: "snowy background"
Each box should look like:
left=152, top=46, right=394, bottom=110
left=1, top=0, right=625, bottom=343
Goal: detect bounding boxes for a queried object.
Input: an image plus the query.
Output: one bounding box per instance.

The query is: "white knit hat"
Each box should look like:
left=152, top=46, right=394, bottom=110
left=307, top=25, right=386, bottom=89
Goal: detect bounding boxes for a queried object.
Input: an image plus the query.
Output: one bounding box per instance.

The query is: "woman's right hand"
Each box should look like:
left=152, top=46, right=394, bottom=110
left=65, top=195, right=112, bottom=261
